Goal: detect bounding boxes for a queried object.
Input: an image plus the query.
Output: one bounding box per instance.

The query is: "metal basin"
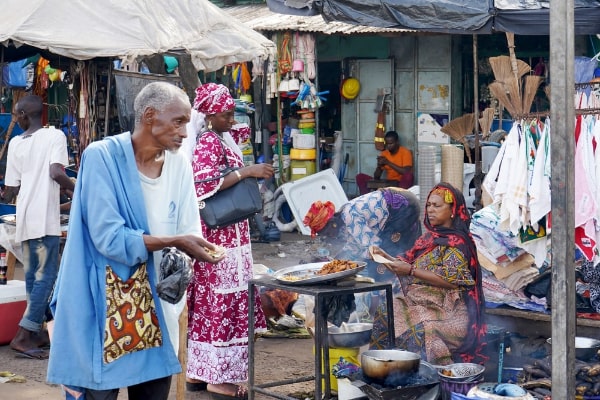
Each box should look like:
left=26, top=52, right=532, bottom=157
left=547, top=336, right=600, bottom=360
left=361, top=349, right=421, bottom=381
left=328, top=322, right=373, bottom=348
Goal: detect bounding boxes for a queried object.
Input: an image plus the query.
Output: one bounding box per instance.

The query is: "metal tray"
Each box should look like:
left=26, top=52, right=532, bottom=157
left=0, top=214, right=69, bottom=226
left=0, top=214, right=16, bottom=225
left=273, top=261, right=366, bottom=285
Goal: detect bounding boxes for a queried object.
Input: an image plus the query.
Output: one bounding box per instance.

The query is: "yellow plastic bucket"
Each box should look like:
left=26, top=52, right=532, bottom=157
left=313, top=346, right=360, bottom=391
left=290, top=159, right=316, bottom=181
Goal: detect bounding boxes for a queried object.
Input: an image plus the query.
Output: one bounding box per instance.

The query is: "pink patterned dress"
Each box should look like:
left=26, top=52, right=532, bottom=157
left=187, top=129, right=267, bottom=384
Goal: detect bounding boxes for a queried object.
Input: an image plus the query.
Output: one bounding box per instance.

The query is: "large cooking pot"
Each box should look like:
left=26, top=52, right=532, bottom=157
left=361, top=350, right=421, bottom=381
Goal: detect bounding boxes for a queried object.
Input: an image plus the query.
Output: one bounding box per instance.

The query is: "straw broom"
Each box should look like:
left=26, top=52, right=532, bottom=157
left=489, top=55, right=530, bottom=84
left=489, top=56, right=514, bottom=84
left=506, top=77, right=523, bottom=115
left=440, top=113, right=475, bottom=163
left=544, top=84, right=551, bottom=102
left=522, top=75, right=543, bottom=115
left=479, top=107, right=495, bottom=140
left=489, top=81, right=519, bottom=118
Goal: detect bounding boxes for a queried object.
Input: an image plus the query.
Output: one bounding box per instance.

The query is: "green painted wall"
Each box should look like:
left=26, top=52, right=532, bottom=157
left=317, top=35, right=390, bottom=61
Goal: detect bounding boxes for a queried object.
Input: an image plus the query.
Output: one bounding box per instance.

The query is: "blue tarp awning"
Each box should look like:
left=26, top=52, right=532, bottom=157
left=266, top=0, right=600, bottom=35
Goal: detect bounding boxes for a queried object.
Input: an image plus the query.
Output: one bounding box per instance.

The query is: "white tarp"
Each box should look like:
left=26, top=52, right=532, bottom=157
left=0, top=0, right=276, bottom=72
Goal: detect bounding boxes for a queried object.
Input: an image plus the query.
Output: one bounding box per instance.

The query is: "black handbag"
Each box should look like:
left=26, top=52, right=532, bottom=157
left=196, top=132, right=262, bottom=229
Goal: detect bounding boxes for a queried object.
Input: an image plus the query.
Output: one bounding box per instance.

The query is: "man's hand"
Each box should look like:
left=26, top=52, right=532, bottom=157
left=174, top=234, right=226, bottom=264
left=376, top=156, right=389, bottom=167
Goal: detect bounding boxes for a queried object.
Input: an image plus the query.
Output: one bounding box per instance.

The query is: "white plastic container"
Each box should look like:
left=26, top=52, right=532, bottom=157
left=292, top=133, right=316, bottom=149
left=280, top=169, right=348, bottom=236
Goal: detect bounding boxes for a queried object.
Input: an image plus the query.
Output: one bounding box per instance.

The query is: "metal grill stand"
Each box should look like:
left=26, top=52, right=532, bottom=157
left=248, top=277, right=395, bottom=400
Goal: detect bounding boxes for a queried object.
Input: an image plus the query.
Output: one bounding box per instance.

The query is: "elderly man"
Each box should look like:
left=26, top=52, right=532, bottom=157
left=48, top=82, right=223, bottom=400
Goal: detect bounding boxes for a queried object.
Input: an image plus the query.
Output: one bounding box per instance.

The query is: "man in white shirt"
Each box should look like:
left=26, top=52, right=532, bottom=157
left=3, top=95, right=74, bottom=359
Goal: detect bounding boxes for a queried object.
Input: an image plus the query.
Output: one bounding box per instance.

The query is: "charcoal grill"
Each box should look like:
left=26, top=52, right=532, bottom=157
left=348, top=361, right=440, bottom=400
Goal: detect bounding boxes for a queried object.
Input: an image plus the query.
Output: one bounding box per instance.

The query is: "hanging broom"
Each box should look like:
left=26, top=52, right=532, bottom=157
left=522, top=75, right=543, bottom=115
left=441, top=113, right=475, bottom=163
left=489, top=56, right=514, bottom=84
left=489, top=81, right=519, bottom=118
left=489, top=55, right=530, bottom=84
left=506, top=77, right=523, bottom=115
left=479, top=107, right=495, bottom=140
left=544, top=84, right=551, bottom=101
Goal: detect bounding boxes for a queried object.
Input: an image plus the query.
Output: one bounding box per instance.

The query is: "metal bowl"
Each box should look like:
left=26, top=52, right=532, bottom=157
left=547, top=336, right=600, bottom=360
left=361, top=349, right=421, bottom=381
left=328, top=322, right=373, bottom=348
left=437, top=363, right=485, bottom=382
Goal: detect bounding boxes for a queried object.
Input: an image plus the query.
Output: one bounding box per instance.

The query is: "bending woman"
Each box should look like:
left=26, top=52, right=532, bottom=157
left=370, top=182, right=486, bottom=365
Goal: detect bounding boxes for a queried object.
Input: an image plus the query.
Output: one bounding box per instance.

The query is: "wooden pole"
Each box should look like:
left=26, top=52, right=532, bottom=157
left=176, top=304, right=188, bottom=400
left=550, top=1, right=576, bottom=399
left=472, top=34, right=483, bottom=211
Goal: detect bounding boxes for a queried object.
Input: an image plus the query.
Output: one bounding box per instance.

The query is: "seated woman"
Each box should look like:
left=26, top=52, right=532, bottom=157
left=370, top=182, right=486, bottom=365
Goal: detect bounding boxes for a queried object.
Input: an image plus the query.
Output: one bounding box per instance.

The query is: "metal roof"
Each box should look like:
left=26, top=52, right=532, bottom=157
left=223, top=4, right=415, bottom=35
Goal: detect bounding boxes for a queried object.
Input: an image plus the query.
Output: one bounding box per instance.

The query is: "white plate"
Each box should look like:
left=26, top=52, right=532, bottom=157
left=273, top=261, right=366, bottom=285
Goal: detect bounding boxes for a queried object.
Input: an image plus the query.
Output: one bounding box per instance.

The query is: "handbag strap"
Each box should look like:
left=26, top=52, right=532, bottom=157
left=194, top=130, right=237, bottom=184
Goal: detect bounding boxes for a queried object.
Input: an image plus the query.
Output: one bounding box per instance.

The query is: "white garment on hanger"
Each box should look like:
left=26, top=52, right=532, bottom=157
left=499, top=121, right=529, bottom=235
left=529, top=118, right=551, bottom=225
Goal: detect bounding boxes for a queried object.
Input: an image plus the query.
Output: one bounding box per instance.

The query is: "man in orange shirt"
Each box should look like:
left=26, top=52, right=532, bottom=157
left=356, top=131, right=413, bottom=195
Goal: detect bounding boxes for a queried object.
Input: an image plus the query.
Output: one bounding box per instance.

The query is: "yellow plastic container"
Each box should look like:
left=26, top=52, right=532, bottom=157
left=290, top=148, right=317, bottom=160
left=313, top=346, right=360, bottom=391
left=290, top=159, right=316, bottom=181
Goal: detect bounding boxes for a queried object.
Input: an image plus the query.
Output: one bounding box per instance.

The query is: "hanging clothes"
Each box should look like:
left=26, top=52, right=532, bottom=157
left=574, top=114, right=599, bottom=261
left=529, top=118, right=551, bottom=225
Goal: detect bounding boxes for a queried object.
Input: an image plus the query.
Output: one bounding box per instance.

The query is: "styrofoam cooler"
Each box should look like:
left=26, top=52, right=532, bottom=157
left=0, top=280, right=26, bottom=344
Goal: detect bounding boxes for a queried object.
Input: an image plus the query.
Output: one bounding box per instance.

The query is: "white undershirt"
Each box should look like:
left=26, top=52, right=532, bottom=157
left=138, top=150, right=202, bottom=354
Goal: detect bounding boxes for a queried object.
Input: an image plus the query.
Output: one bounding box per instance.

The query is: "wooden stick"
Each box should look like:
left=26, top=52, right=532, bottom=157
left=176, top=304, right=188, bottom=400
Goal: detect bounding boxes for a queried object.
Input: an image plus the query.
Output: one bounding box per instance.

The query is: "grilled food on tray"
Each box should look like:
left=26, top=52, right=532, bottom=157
left=316, top=259, right=358, bottom=275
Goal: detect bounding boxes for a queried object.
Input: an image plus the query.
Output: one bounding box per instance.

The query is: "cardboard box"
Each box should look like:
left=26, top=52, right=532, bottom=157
left=0, top=280, right=26, bottom=345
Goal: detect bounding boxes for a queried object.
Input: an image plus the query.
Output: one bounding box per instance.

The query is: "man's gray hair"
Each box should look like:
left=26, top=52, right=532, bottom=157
left=134, top=82, right=190, bottom=125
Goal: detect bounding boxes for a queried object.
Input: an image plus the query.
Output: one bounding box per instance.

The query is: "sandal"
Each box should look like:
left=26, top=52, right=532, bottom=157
left=208, top=384, right=248, bottom=400
left=186, top=381, right=208, bottom=392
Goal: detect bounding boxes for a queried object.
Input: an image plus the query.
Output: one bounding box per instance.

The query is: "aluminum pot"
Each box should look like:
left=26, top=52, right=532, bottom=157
left=361, top=350, right=421, bottom=381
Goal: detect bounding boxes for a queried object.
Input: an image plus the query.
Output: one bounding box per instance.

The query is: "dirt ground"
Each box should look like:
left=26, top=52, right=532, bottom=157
left=0, top=232, right=338, bottom=400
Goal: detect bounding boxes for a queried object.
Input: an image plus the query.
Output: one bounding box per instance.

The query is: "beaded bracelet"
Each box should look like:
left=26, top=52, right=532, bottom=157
left=409, top=265, right=416, bottom=276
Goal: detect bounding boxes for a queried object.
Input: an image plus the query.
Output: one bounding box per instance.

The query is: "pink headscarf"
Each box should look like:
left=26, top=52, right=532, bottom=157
left=193, top=83, right=235, bottom=115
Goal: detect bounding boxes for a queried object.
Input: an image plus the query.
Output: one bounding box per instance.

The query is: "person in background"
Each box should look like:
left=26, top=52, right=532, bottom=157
left=355, top=130, right=413, bottom=195
left=186, top=83, right=274, bottom=399
left=318, top=187, right=421, bottom=289
left=47, top=82, right=223, bottom=400
left=312, top=187, right=421, bottom=346
left=3, top=95, right=74, bottom=360
left=370, top=182, right=486, bottom=365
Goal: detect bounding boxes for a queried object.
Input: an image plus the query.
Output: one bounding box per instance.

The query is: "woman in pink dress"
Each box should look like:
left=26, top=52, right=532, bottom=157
left=186, top=83, right=274, bottom=399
